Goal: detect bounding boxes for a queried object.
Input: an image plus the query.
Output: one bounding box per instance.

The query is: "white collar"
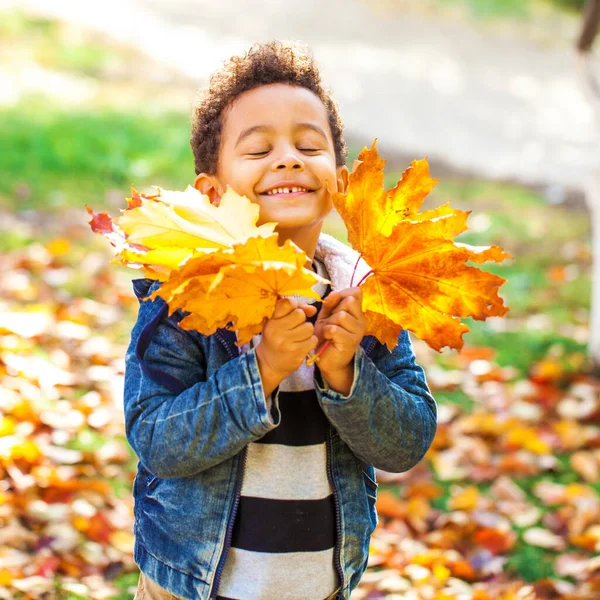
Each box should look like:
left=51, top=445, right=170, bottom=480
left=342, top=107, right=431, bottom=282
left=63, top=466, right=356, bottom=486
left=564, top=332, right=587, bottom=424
left=314, top=232, right=370, bottom=291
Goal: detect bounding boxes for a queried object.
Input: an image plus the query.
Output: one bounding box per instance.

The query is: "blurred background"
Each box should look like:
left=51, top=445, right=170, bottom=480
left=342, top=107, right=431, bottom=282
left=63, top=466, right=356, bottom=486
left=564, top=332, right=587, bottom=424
left=1, top=0, right=599, bottom=598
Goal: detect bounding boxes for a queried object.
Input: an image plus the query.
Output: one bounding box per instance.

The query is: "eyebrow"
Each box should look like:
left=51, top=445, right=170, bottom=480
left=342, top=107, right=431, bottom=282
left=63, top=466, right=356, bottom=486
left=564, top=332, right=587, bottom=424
left=234, top=122, right=329, bottom=148
left=234, top=125, right=273, bottom=148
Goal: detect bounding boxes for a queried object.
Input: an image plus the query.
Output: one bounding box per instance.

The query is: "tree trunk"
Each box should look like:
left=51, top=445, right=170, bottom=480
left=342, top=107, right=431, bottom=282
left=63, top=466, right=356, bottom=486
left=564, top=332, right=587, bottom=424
left=576, top=1, right=600, bottom=373
left=586, top=167, right=600, bottom=375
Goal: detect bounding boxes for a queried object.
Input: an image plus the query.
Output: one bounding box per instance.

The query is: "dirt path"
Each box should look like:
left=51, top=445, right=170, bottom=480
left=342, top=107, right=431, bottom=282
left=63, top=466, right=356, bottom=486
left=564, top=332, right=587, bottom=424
left=6, top=0, right=600, bottom=194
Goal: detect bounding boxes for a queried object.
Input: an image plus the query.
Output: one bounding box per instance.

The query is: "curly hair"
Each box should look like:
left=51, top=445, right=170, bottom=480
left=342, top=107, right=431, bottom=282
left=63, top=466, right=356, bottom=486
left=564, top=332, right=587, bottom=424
left=190, top=41, right=347, bottom=175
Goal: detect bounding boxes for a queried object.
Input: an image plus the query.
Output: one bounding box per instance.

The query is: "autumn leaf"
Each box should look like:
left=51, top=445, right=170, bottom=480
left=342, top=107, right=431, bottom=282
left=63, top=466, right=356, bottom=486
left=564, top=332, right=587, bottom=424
left=152, top=234, right=328, bottom=345
left=118, top=185, right=275, bottom=249
left=332, top=141, right=510, bottom=351
left=87, top=185, right=276, bottom=280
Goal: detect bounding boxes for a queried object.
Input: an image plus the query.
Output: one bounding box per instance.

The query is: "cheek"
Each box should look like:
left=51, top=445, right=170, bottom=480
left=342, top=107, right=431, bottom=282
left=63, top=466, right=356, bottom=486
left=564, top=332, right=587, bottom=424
left=219, top=165, right=254, bottom=196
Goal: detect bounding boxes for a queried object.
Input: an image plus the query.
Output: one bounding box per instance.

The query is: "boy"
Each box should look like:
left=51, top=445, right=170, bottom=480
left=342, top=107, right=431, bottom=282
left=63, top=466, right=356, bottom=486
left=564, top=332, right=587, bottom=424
left=125, top=41, right=437, bottom=600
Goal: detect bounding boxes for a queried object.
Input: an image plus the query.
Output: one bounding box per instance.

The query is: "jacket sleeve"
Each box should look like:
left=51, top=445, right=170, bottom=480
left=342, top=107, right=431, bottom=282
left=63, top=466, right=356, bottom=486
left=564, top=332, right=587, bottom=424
left=314, top=330, right=437, bottom=473
left=123, top=281, right=280, bottom=479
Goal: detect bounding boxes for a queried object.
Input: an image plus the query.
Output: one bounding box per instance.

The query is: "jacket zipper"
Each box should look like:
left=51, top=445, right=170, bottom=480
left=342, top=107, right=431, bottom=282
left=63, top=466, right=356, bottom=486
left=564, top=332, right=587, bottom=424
left=210, top=328, right=245, bottom=598
left=210, top=445, right=248, bottom=598
left=326, top=426, right=344, bottom=596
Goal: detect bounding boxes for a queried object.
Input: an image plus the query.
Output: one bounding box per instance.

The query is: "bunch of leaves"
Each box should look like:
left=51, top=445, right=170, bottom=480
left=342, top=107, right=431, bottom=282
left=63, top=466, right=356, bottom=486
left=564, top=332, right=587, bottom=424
left=87, top=186, right=328, bottom=345
left=332, top=142, right=510, bottom=352
left=88, top=142, right=510, bottom=355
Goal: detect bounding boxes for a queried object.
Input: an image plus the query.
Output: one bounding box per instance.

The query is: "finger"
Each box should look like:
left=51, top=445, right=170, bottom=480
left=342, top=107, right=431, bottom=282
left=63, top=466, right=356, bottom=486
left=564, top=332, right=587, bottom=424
left=300, top=304, right=317, bottom=318
left=317, top=291, right=341, bottom=321
left=332, top=295, right=363, bottom=321
left=322, top=324, right=354, bottom=346
left=303, top=334, right=319, bottom=354
left=287, top=320, right=315, bottom=342
left=296, top=335, right=318, bottom=358
left=326, top=310, right=360, bottom=334
left=337, top=287, right=363, bottom=302
left=272, top=297, right=299, bottom=319
left=280, top=307, right=310, bottom=329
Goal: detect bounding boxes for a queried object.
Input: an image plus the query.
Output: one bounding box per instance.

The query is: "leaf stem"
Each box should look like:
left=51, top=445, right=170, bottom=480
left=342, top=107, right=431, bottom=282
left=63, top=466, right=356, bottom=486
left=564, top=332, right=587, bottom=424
left=355, top=269, right=374, bottom=288
left=307, top=261, right=372, bottom=366
left=350, top=254, right=362, bottom=287
left=306, top=340, right=330, bottom=366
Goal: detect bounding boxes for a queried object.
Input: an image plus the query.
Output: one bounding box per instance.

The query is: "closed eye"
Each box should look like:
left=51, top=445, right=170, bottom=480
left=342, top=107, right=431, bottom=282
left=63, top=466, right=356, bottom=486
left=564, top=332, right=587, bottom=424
left=248, top=151, right=269, bottom=156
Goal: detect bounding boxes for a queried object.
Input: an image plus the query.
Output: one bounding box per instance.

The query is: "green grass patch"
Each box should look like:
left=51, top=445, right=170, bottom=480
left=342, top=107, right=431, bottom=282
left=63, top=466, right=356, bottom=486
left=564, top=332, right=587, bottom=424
left=0, top=102, right=192, bottom=212
left=0, top=227, right=36, bottom=252
left=1, top=11, right=130, bottom=78
left=506, top=541, right=558, bottom=582
left=432, top=389, right=476, bottom=412
left=463, top=322, right=587, bottom=376
left=108, top=571, right=139, bottom=600
left=67, top=428, right=112, bottom=452
left=434, top=0, right=584, bottom=19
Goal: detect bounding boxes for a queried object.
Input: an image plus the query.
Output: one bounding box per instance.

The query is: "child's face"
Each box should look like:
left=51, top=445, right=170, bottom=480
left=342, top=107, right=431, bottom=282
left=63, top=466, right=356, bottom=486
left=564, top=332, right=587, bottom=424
left=197, top=83, right=347, bottom=250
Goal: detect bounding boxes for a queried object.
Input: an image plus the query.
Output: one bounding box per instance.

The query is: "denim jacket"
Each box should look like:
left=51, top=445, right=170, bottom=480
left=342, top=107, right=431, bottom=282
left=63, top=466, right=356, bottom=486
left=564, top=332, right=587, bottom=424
left=124, top=233, right=437, bottom=600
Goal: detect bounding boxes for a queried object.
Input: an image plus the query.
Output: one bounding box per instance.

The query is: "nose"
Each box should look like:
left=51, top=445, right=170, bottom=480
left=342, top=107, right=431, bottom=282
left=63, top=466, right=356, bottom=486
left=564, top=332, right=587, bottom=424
left=272, top=148, right=304, bottom=171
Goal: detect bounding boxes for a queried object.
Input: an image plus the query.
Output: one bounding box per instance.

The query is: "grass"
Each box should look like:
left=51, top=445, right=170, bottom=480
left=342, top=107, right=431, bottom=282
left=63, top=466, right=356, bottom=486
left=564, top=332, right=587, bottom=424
left=462, top=323, right=588, bottom=377
left=433, top=0, right=585, bottom=19
left=433, top=389, right=476, bottom=411
left=506, top=542, right=558, bottom=581
left=0, top=102, right=193, bottom=212
left=1, top=11, right=141, bottom=79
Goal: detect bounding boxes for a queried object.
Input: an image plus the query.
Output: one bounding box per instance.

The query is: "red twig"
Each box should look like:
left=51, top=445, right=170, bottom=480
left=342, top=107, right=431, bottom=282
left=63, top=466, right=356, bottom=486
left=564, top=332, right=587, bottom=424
left=355, top=269, right=374, bottom=288
left=350, top=254, right=362, bottom=287
left=307, top=261, right=373, bottom=366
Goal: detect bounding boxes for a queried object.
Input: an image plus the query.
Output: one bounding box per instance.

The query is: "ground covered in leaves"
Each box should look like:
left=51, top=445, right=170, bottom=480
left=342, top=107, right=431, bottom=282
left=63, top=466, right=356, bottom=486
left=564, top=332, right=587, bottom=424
left=0, top=188, right=599, bottom=600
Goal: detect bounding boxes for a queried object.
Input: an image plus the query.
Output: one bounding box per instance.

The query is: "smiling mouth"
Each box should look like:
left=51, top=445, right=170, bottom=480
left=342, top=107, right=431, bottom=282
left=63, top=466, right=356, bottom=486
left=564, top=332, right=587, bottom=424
left=262, top=186, right=314, bottom=196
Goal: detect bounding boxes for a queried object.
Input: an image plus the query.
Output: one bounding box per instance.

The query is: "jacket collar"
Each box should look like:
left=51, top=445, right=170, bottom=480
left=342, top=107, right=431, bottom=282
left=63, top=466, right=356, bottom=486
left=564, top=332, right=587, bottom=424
left=314, top=232, right=370, bottom=291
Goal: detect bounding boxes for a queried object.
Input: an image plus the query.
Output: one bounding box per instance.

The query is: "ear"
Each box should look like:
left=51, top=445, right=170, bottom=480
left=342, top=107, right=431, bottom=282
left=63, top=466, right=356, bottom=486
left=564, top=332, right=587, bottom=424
left=336, top=165, right=349, bottom=194
left=193, top=173, right=224, bottom=205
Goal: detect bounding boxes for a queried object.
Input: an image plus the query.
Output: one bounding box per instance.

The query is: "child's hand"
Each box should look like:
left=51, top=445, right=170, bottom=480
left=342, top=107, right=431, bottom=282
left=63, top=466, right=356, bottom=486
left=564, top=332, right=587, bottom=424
left=314, top=287, right=366, bottom=393
left=255, top=298, right=318, bottom=397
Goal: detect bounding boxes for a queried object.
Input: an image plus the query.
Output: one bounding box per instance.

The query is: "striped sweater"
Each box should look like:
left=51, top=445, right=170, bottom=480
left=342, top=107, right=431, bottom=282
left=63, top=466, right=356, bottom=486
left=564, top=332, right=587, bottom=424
left=217, top=260, right=338, bottom=600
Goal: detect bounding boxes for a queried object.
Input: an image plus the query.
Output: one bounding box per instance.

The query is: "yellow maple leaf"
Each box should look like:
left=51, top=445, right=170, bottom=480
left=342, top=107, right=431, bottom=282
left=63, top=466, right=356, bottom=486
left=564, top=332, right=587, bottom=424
left=152, top=235, right=328, bottom=345
left=332, top=141, right=510, bottom=351
left=87, top=186, right=276, bottom=280
left=119, top=185, right=275, bottom=249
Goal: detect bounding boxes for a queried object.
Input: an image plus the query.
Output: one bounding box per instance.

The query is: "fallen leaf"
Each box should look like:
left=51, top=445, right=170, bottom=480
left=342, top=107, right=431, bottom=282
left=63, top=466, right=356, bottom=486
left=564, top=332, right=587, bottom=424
left=523, top=527, right=566, bottom=550
left=570, top=451, right=599, bottom=482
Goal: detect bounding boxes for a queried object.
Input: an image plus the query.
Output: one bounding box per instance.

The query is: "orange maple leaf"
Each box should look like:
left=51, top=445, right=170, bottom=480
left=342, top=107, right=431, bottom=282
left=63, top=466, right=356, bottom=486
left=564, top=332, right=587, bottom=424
left=151, top=235, right=328, bottom=345
left=332, top=141, right=510, bottom=351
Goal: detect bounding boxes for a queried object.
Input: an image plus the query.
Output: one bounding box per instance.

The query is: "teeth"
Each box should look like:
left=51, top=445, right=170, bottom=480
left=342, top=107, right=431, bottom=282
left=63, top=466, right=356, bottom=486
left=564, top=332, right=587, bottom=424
left=266, top=187, right=308, bottom=195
